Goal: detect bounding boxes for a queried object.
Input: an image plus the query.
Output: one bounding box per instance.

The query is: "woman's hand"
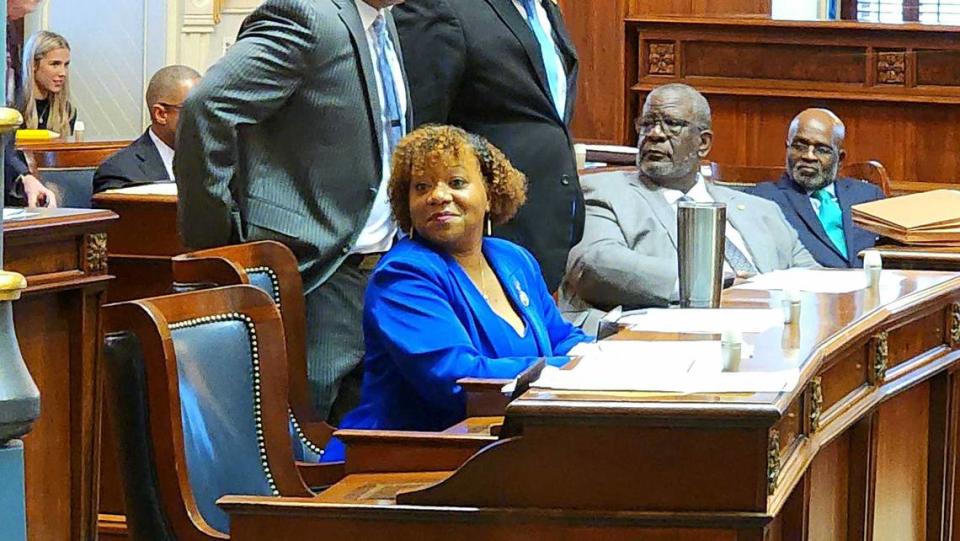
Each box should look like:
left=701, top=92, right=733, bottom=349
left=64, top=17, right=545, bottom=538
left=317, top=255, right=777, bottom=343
left=21, top=174, right=58, bottom=208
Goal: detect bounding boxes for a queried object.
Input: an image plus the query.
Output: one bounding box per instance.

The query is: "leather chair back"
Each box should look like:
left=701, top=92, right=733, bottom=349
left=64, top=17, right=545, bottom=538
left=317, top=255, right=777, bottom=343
left=171, top=241, right=334, bottom=462
left=37, top=167, right=95, bottom=207
left=103, top=285, right=311, bottom=539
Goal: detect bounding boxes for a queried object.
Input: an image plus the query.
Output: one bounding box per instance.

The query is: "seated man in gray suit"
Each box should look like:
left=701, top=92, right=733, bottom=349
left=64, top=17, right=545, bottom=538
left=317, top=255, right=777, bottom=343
left=93, top=65, right=201, bottom=193
left=560, top=83, right=818, bottom=329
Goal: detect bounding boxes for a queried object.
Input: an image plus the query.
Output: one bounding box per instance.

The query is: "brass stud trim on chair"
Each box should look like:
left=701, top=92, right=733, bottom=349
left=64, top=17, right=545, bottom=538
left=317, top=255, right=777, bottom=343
left=288, top=409, right=325, bottom=457
left=170, top=312, right=279, bottom=496
left=245, top=266, right=282, bottom=308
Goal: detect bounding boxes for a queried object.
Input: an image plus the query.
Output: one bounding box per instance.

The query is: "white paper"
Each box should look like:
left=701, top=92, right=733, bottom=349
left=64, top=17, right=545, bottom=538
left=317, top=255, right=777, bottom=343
left=621, top=308, right=783, bottom=334
left=533, top=341, right=795, bottom=393
left=106, top=182, right=178, bottom=196
left=2, top=208, right=36, bottom=220
left=734, top=268, right=904, bottom=294
left=582, top=144, right=637, bottom=155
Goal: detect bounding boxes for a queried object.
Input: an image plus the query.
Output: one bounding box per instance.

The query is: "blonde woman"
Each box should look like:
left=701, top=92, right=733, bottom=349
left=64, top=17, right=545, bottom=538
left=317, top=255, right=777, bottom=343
left=20, top=30, right=76, bottom=136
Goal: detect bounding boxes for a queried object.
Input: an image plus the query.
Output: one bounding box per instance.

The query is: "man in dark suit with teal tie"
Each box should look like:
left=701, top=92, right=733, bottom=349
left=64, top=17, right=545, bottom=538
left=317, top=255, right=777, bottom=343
left=175, top=0, right=411, bottom=422
left=750, top=109, right=885, bottom=269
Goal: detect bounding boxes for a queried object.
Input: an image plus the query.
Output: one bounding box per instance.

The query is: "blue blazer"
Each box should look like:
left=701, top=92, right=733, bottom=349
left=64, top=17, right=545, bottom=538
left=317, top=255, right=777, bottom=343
left=324, top=237, right=591, bottom=460
left=749, top=174, right=885, bottom=268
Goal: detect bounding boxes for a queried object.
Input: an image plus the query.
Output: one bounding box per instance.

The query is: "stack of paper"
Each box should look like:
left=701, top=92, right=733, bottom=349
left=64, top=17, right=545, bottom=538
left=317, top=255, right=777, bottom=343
left=852, top=190, right=960, bottom=245
left=533, top=341, right=797, bottom=394
left=621, top=308, right=783, bottom=334
left=734, top=269, right=903, bottom=293
left=106, top=182, right=178, bottom=196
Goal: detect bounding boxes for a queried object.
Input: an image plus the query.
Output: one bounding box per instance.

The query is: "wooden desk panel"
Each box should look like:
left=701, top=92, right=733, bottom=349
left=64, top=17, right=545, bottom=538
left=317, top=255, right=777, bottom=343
left=91, top=192, right=181, bottom=303
left=222, top=271, right=960, bottom=540
left=3, top=208, right=116, bottom=541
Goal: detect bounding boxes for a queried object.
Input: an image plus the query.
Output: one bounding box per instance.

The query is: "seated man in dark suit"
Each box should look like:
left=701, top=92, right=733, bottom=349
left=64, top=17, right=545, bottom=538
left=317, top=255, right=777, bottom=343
left=749, top=109, right=885, bottom=268
left=92, top=65, right=200, bottom=193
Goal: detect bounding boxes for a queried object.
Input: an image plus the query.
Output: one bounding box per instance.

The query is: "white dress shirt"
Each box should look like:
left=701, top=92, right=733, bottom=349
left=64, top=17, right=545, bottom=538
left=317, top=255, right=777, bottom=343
left=351, top=1, right=408, bottom=255
left=147, top=127, right=175, bottom=182
left=660, top=174, right=758, bottom=276
left=510, top=0, right=567, bottom=117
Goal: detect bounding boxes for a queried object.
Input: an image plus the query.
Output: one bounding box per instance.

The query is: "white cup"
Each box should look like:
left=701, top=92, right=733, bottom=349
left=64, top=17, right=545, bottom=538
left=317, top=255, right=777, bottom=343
left=781, top=288, right=801, bottom=324
left=721, top=329, right=743, bottom=372
left=574, top=143, right=587, bottom=170
left=863, top=250, right=882, bottom=289
left=73, top=120, right=85, bottom=143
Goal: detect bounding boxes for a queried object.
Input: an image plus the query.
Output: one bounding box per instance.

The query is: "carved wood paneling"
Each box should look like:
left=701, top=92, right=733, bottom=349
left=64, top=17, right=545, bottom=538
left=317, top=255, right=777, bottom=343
left=647, top=42, right=676, bottom=75
left=877, top=51, right=906, bottom=85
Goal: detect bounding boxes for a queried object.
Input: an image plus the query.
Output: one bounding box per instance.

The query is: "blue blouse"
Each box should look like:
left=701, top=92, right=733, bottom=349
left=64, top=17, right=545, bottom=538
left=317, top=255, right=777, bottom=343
left=322, top=237, right=592, bottom=461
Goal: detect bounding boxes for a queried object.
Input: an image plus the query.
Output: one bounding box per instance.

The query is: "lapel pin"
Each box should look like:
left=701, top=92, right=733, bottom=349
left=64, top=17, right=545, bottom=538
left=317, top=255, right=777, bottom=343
left=737, top=204, right=746, bottom=211
left=515, top=280, right=530, bottom=307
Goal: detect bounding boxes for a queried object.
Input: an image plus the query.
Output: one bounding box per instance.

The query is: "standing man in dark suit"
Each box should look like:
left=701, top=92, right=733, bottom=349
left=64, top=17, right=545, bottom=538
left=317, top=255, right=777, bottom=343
left=393, top=0, right=581, bottom=292
left=750, top=109, right=885, bottom=269
left=93, top=65, right=200, bottom=193
left=174, top=0, right=410, bottom=423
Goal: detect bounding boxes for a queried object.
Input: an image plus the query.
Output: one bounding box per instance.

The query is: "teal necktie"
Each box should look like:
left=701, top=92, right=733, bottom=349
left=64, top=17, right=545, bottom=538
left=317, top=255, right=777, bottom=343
left=814, top=188, right=847, bottom=256
left=519, top=0, right=566, bottom=118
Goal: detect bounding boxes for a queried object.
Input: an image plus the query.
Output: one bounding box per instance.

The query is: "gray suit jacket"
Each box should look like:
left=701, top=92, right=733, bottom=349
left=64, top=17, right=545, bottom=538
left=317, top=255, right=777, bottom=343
left=174, top=0, right=411, bottom=292
left=560, top=170, right=819, bottom=329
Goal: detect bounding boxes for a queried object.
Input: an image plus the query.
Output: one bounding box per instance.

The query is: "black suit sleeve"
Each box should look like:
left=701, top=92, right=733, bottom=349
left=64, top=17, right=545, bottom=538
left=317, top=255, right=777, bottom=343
left=393, top=0, right=467, bottom=126
left=4, top=137, right=29, bottom=206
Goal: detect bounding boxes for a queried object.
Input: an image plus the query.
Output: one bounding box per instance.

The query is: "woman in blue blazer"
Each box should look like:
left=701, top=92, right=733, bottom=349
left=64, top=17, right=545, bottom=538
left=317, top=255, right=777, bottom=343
left=323, top=126, right=592, bottom=461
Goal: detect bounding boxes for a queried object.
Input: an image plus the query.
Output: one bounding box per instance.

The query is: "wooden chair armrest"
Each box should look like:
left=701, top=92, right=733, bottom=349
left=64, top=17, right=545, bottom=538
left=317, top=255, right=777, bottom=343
left=336, top=429, right=496, bottom=474
left=458, top=377, right=512, bottom=417
left=296, top=461, right=345, bottom=490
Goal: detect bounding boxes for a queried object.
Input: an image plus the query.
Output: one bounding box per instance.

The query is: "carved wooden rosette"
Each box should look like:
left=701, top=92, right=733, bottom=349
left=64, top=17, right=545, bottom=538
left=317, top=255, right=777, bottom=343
left=809, top=376, right=823, bottom=433
left=647, top=42, right=676, bottom=75
left=767, top=429, right=781, bottom=496
left=85, top=233, right=108, bottom=274
left=877, top=51, right=906, bottom=85
left=950, top=302, right=960, bottom=347
left=871, top=331, right=889, bottom=384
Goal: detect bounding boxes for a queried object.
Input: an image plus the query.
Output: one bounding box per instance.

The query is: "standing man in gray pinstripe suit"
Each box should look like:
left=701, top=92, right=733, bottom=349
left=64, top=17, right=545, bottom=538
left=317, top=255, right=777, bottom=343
left=174, top=0, right=411, bottom=423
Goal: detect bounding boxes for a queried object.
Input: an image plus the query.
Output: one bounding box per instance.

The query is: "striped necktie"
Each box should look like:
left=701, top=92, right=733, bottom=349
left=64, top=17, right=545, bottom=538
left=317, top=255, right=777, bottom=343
left=518, top=0, right=566, bottom=119
left=814, top=188, right=847, bottom=256
left=372, top=15, right=404, bottom=156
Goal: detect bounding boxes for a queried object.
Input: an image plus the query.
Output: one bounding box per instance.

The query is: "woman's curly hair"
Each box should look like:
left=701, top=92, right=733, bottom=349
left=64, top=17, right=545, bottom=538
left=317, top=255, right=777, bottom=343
left=388, top=124, right=527, bottom=233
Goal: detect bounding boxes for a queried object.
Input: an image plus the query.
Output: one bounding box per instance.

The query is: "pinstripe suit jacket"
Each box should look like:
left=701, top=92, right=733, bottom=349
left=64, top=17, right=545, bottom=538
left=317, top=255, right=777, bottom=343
left=174, top=0, right=411, bottom=292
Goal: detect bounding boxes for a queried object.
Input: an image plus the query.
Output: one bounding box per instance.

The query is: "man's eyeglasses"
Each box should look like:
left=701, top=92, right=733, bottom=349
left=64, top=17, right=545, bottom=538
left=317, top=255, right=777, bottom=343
left=789, top=140, right=836, bottom=159
left=158, top=102, right=184, bottom=111
left=635, top=115, right=692, bottom=137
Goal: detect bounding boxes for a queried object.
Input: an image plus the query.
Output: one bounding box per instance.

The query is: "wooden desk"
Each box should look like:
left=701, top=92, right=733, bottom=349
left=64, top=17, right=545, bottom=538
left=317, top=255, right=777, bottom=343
left=871, top=244, right=960, bottom=272
left=4, top=208, right=117, bottom=541
left=222, top=270, right=960, bottom=540
left=17, top=139, right=129, bottom=169
left=90, top=191, right=181, bottom=303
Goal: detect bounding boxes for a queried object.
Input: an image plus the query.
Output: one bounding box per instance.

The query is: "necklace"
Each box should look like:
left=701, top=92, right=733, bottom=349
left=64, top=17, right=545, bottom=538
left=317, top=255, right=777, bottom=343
left=479, top=262, right=489, bottom=300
